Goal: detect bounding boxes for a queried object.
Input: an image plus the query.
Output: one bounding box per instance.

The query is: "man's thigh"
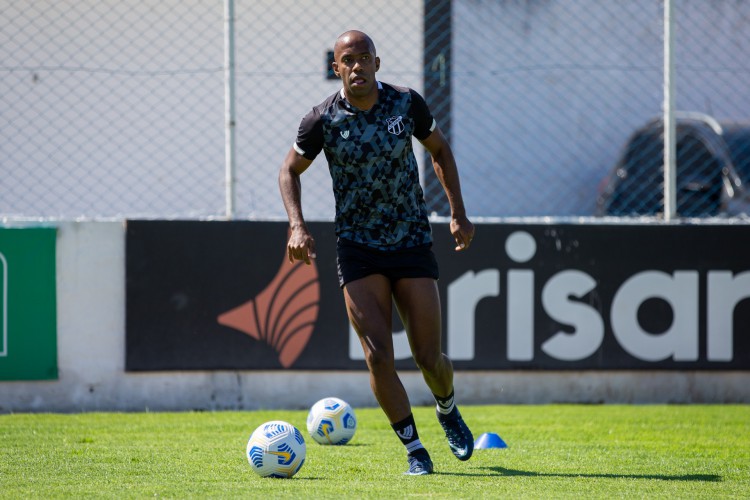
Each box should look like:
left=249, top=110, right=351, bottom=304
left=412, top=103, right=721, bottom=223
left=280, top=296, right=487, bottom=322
left=393, top=277, right=442, bottom=349
left=343, top=274, right=395, bottom=354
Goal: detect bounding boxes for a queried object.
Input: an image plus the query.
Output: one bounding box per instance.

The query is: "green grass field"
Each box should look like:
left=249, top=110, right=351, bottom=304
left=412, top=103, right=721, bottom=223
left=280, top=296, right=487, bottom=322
left=1, top=405, right=748, bottom=498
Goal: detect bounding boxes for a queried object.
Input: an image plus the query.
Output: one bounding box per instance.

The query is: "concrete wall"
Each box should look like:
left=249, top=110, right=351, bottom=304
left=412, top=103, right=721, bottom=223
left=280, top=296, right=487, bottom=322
left=0, top=221, right=747, bottom=413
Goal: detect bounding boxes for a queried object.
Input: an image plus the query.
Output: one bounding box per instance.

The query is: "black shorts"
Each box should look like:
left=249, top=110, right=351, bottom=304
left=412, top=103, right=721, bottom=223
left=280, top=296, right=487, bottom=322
left=336, top=238, right=440, bottom=288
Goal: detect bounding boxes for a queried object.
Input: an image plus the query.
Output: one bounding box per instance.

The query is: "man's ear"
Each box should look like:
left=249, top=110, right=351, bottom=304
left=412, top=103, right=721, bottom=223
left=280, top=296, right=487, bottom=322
left=375, top=56, right=380, bottom=72
left=332, top=61, right=340, bottom=78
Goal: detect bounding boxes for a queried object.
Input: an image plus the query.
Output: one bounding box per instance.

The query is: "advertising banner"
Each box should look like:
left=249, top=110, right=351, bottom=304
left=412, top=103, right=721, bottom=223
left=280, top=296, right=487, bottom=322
left=0, top=227, right=58, bottom=380
left=126, top=221, right=750, bottom=371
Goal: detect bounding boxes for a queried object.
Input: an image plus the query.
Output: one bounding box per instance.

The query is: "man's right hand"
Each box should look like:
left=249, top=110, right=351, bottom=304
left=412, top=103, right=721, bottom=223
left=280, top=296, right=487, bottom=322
left=286, top=227, right=317, bottom=265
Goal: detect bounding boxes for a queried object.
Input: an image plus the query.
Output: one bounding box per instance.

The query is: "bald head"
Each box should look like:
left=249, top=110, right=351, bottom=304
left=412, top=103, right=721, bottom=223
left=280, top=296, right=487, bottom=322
left=334, top=30, right=376, bottom=59
left=331, top=30, right=380, bottom=108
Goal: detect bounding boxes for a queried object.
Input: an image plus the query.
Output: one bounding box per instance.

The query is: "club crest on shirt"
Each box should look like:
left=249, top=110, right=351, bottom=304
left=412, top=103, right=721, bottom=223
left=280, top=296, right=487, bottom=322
left=386, top=115, right=404, bottom=135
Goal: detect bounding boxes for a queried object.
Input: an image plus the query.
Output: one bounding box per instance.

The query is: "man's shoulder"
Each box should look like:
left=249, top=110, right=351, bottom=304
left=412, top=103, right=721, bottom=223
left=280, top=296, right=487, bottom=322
left=311, top=89, right=343, bottom=115
left=380, top=83, right=428, bottom=110
left=380, top=82, right=414, bottom=95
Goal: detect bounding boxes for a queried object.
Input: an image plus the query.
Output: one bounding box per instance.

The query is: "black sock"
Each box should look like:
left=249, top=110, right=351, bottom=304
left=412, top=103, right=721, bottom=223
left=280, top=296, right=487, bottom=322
left=434, top=389, right=455, bottom=415
left=391, top=413, right=424, bottom=454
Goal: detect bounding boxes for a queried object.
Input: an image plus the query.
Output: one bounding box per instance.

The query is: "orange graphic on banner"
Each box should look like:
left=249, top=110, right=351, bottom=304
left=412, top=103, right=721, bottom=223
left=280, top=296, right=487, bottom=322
left=217, top=254, right=319, bottom=368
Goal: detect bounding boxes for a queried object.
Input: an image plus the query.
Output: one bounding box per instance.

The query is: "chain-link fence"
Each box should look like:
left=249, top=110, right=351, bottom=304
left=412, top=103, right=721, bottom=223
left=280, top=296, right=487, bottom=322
left=2, top=1, right=749, bottom=220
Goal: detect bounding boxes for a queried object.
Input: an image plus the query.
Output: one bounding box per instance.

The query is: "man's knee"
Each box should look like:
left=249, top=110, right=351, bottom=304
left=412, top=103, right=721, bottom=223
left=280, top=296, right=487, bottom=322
left=412, top=347, right=443, bottom=374
left=361, top=336, right=396, bottom=374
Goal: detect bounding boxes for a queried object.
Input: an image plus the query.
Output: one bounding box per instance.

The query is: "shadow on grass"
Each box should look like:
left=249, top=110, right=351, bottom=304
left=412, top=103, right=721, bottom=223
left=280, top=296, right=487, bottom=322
left=462, top=466, right=722, bottom=482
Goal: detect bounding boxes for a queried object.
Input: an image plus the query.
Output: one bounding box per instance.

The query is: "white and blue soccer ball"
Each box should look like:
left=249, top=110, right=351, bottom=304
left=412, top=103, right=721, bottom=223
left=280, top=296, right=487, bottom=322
left=307, top=397, right=357, bottom=445
left=246, top=420, right=306, bottom=478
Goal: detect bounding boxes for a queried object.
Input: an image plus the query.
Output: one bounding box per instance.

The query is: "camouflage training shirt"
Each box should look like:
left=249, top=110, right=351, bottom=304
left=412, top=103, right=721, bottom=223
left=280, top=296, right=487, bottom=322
left=294, top=81, right=436, bottom=250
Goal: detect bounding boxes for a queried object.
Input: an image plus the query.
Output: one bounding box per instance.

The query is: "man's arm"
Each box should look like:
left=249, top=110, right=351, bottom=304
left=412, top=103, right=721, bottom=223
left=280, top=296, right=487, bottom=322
left=278, top=147, right=316, bottom=264
left=419, top=126, right=475, bottom=251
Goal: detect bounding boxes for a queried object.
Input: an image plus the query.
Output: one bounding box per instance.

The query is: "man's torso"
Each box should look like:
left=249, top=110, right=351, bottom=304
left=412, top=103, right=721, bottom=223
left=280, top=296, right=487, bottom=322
left=296, top=82, right=434, bottom=250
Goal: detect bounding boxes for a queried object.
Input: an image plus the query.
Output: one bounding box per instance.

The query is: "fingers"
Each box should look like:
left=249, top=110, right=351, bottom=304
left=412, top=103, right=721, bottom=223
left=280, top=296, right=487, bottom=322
left=288, top=245, right=312, bottom=264
left=308, top=239, right=317, bottom=261
left=287, top=245, right=295, bottom=263
left=300, top=237, right=316, bottom=264
left=454, top=236, right=471, bottom=251
left=450, top=216, right=475, bottom=252
left=454, top=233, right=466, bottom=251
left=287, top=237, right=316, bottom=265
left=453, top=228, right=475, bottom=252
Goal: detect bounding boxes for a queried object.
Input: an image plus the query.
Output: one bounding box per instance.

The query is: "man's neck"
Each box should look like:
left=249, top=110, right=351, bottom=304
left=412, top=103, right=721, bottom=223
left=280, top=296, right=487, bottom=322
left=343, top=83, right=379, bottom=111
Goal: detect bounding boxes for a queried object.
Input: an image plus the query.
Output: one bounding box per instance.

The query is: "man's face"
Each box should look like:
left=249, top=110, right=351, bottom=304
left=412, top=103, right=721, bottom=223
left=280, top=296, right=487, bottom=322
left=332, top=35, right=380, bottom=101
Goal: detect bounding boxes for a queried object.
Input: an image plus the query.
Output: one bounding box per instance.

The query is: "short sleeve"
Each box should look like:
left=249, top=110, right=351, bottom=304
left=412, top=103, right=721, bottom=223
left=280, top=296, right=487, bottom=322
left=294, top=108, right=324, bottom=160
left=410, top=89, right=436, bottom=141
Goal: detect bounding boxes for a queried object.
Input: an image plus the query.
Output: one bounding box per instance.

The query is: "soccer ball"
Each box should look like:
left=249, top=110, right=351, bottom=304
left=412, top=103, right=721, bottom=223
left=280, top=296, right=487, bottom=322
left=307, top=397, right=357, bottom=445
left=246, top=420, right=306, bottom=478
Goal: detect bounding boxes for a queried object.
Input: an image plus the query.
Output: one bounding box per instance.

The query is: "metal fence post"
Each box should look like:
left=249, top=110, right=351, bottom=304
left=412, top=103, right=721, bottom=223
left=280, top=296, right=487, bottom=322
left=663, top=0, right=676, bottom=221
left=224, top=0, right=237, bottom=219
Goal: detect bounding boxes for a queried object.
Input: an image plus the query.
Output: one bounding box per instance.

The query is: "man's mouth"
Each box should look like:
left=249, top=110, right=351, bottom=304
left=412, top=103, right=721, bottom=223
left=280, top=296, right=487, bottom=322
left=351, top=76, right=367, bottom=86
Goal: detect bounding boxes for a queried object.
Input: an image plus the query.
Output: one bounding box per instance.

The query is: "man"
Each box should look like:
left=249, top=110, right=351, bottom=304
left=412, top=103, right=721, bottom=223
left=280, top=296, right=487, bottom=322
left=278, top=30, right=475, bottom=475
